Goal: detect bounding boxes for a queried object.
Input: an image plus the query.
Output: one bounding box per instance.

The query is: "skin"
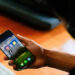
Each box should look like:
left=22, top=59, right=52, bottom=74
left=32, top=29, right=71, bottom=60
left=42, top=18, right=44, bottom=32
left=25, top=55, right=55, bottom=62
left=4, top=34, right=75, bottom=72
left=4, top=34, right=46, bottom=69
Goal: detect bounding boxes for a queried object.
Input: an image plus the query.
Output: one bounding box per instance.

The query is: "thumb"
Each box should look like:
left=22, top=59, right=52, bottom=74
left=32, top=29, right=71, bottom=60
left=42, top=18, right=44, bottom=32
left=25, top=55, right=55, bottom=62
left=17, top=34, right=30, bottom=45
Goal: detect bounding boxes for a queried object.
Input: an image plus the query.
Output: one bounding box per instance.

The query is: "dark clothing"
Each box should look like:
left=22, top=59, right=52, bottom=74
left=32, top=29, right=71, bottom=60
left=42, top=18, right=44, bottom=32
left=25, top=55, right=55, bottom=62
left=69, top=68, right=75, bottom=75
left=47, top=0, right=75, bottom=22
left=47, top=0, right=75, bottom=37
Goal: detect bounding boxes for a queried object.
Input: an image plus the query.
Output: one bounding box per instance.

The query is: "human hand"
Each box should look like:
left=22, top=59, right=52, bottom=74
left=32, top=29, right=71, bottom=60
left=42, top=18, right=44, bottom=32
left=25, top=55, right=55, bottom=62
left=4, top=34, right=46, bottom=69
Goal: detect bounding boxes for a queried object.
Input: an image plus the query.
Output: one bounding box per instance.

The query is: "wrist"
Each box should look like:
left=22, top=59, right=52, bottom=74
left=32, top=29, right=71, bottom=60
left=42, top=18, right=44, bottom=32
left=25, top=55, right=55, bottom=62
left=43, top=49, right=49, bottom=66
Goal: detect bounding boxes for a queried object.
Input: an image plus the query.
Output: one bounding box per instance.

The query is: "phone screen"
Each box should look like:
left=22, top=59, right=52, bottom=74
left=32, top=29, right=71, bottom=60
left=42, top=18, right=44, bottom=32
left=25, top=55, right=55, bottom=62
left=0, top=30, right=35, bottom=70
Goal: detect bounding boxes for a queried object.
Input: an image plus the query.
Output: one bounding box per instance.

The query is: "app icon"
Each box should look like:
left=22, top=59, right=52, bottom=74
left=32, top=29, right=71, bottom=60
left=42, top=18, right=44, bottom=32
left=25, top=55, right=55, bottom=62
left=12, top=41, right=16, bottom=45
left=24, top=60, right=28, bottom=64
left=9, top=44, right=13, bottom=47
left=5, top=46, right=10, bottom=51
left=27, top=57, right=31, bottom=61
left=20, top=63, right=24, bottom=67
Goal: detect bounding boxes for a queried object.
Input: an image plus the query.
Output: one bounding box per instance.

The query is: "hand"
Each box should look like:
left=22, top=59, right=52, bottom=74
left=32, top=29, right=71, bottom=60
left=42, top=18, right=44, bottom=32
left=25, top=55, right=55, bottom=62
left=4, top=34, right=46, bottom=69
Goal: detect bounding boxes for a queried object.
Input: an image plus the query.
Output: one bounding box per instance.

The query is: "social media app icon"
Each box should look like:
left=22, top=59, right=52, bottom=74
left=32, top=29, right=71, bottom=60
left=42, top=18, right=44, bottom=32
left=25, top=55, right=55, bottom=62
left=9, top=44, right=13, bottom=47
left=20, top=63, right=24, bottom=67
left=12, top=41, right=16, bottom=45
left=5, top=46, right=10, bottom=51
left=24, top=60, right=28, bottom=64
left=27, top=57, right=31, bottom=61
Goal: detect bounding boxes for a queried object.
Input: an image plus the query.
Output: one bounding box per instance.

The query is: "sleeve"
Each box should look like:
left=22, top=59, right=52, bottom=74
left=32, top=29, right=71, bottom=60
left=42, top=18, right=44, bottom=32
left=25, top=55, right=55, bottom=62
left=69, top=68, right=75, bottom=75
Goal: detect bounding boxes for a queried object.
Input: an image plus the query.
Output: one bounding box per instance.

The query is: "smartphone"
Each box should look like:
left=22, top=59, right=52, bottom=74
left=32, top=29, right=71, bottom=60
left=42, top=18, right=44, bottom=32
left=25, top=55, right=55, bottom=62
left=0, top=30, right=35, bottom=70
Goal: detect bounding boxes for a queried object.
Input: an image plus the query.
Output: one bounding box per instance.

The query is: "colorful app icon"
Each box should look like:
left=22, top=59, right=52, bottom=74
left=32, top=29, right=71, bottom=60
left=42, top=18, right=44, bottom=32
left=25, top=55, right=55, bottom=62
left=20, top=63, right=24, bottom=67
left=5, top=46, right=10, bottom=51
left=24, top=60, right=28, bottom=64
left=9, top=44, right=13, bottom=47
left=27, top=57, right=31, bottom=61
left=12, top=41, right=16, bottom=45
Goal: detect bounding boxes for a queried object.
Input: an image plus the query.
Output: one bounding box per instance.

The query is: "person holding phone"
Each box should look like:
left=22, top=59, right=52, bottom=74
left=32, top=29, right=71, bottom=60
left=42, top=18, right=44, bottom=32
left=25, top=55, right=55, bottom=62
left=3, top=34, right=75, bottom=75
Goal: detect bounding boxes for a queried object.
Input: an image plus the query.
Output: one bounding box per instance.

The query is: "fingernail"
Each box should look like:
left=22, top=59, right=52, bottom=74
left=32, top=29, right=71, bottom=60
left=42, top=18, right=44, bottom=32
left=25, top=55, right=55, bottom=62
left=17, top=34, right=20, bottom=36
left=8, top=61, right=13, bottom=65
left=13, top=65, right=16, bottom=69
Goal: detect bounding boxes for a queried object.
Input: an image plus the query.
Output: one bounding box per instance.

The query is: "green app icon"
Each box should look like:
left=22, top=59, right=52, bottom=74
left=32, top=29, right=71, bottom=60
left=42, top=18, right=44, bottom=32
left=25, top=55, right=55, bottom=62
left=20, top=63, right=24, bottom=67
left=24, top=60, right=28, bottom=64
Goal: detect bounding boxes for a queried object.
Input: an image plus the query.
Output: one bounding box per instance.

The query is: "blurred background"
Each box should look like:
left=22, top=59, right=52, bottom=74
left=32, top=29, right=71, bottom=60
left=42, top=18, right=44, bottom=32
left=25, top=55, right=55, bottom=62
left=0, top=0, right=75, bottom=37
left=0, top=1, right=75, bottom=75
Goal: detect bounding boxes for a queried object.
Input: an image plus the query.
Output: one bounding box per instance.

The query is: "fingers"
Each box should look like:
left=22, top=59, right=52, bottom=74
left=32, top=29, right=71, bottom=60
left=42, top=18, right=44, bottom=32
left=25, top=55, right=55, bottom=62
left=8, top=60, right=16, bottom=69
left=22, top=42, right=26, bottom=46
left=8, top=60, right=14, bottom=65
left=4, top=56, right=8, bottom=60
left=13, top=65, right=16, bottom=69
left=17, top=34, right=30, bottom=45
left=4, top=56, right=16, bottom=69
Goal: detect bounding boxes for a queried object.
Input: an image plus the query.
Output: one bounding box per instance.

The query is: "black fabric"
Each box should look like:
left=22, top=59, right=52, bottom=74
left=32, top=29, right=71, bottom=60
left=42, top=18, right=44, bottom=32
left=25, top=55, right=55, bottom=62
left=69, top=68, right=75, bottom=75
left=47, top=0, right=75, bottom=27
left=47, top=0, right=70, bottom=21
left=47, top=0, right=75, bottom=38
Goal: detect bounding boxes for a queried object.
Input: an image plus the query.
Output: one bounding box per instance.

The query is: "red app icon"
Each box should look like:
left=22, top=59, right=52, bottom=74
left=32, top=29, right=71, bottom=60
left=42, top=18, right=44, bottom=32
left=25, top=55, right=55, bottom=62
left=5, top=46, right=10, bottom=51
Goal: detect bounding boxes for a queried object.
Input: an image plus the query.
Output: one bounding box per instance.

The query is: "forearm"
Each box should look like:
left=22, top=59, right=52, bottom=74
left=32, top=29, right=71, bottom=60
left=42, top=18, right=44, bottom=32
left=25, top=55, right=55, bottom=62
left=44, top=49, right=75, bottom=72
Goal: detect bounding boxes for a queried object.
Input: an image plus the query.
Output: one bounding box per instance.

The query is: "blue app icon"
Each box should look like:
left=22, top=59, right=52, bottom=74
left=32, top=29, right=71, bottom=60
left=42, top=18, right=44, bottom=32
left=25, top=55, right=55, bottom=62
left=27, top=57, right=31, bottom=61
left=9, top=44, right=13, bottom=47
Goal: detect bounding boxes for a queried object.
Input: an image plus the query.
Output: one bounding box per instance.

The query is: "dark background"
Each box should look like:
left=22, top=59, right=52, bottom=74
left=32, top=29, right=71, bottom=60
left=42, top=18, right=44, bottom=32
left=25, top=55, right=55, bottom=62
left=47, top=0, right=75, bottom=37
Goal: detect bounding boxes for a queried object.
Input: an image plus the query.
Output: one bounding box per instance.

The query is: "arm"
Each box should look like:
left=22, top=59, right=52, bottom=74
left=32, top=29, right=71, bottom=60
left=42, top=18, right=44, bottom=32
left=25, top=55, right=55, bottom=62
left=44, top=49, right=75, bottom=72
left=4, top=34, right=75, bottom=72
